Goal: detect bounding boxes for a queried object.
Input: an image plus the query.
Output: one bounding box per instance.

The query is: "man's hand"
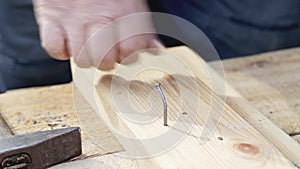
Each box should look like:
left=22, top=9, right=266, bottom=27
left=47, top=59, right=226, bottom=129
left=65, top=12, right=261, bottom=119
left=34, top=0, right=157, bottom=70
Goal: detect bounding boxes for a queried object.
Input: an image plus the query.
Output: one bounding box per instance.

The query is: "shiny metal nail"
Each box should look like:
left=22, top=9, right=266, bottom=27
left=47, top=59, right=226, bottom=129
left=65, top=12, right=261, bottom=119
left=155, top=83, right=168, bottom=126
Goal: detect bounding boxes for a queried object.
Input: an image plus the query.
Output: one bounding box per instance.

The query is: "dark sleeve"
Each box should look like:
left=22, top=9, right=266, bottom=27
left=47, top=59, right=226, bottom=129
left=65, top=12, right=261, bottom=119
left=148, top=0, right=300, bottom=59
left=0, top=0, right=71, bottom=93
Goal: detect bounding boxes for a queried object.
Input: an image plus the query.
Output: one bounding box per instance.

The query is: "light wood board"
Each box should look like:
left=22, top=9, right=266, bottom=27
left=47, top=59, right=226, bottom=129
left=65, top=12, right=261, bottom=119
left=71, top=46, right=299, bottom=168
left=210, top=47, right=300, bottom=142
left=0, top=46, right=299, bottom=168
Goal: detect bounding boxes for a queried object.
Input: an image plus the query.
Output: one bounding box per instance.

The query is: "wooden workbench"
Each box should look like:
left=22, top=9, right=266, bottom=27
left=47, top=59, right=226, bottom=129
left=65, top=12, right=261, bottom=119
left=211, top=47, right=300, bottom=143
left=0, top=47, right=299, bottom=168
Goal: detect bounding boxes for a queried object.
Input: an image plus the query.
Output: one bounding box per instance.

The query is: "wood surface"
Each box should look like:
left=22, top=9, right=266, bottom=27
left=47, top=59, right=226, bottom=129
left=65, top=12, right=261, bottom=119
left=210, top=47, right=300, bottom=143
left=0, top=115, right=12, bottom=138
left=0, top=84, right=123, bottom=158
left=71, top=46, right=299, bottom=168
left=0, top=46, right=299, bottom=168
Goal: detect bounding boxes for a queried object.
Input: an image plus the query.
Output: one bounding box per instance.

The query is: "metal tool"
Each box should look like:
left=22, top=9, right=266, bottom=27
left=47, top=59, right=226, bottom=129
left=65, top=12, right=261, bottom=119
left=0, top=115, right=12, bottom=139
left=0, top=127, right=82, bottom=169
left=155, top=83, right=168, bottom=126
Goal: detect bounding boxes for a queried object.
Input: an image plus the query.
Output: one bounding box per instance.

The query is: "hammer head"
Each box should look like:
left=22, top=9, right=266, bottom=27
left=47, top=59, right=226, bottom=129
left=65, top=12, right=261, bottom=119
left=0, top=127, right=82, bottom=169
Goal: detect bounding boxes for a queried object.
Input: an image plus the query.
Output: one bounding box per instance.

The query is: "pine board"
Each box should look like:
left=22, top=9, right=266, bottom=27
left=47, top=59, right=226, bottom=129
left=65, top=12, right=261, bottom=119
left=0, top=46, right=299, bottom=168
left=71, top=46, right=299, bottom=168
left=210, top=47, right=300, bottom=142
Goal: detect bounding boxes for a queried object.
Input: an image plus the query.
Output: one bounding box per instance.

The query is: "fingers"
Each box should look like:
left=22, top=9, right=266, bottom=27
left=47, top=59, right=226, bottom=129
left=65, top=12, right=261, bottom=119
left=87, top=23, right=119, bottom=70
left=146, top=37, right=163, bottom=55
left=118, top=35, right=147, bottom=64
left=65, top=21, right=120, bottom=70
left=33, top=0, right=74, bottom=60
left=117, top=12, right=157, bottom=65
left=39, top=21, right=69, bottom=60
left=66, top=23, right=92, bottom=68
left=34, top=0, right=158, bottom=70
left=97, top=48, right=118, bottom=70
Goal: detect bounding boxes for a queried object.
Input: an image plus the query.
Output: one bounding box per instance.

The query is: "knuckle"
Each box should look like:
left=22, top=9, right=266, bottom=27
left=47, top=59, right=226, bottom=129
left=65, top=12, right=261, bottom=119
left=74, top=56, right=91, bottom=68
left=121, top=46, right=137, bottom=57
left=42, top=40, right=67, bottom=60
left=120, top=41, right=146, bottom=57
left=97, top=55, right=115, bottom=70
left=98, top=62, right=114, bottom=70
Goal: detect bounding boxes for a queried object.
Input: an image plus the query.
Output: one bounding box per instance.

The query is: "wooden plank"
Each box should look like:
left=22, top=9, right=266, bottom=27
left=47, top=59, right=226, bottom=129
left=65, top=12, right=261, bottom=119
left=0, top=84, right=123, bottom=158
left=72, top=46, right=298, bottom=168
left=51, top=154, right=157, bottom=169
left=0, top=46, right=299, bottom=168
left=210, top=47, right=300, bottom=142
left=0, top=114, right=12, bottom=138
left=294, top=135, right=300, bottom=144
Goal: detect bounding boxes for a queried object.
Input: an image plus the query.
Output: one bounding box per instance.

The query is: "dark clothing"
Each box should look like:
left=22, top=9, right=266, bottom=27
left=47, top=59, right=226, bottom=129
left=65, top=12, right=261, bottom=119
left=1, top=0, right=300, bottom=92
left=0, top=0, right=72, bottom=93
left=149, top=0, right=300, bottom=58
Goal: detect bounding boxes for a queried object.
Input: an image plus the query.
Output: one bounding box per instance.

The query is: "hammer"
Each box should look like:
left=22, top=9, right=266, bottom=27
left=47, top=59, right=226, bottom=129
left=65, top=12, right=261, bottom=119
left=0, top=115, right=82, bottom=169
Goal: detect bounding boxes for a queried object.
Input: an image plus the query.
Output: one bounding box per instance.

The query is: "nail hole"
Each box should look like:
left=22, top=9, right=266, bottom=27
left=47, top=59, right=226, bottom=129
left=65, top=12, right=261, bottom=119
left=217, top=137, right=223, bottom=141
left=182, top=112, right=188, bottom=115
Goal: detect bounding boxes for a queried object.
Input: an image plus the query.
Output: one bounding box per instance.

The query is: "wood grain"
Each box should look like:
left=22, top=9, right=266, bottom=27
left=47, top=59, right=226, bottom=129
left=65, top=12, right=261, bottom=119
left=72, top=46, right=298, bottom=168
left=0, top=46, right=299, bottom=168
left=210, top=47, right=300, bottom=143
left=0, top=84, right=123, bottom=158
